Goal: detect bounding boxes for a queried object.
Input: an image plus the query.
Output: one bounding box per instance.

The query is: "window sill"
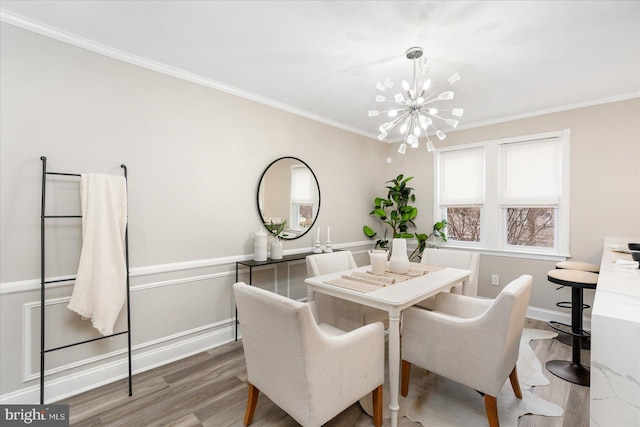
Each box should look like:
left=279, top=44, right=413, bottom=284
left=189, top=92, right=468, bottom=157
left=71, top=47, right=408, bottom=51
left=432, top=243, right=570, bottom=262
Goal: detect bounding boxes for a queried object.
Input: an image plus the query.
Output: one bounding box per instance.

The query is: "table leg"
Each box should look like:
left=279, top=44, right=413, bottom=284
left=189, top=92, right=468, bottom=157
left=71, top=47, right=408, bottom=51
left=388, top=308, right=401, bottom=427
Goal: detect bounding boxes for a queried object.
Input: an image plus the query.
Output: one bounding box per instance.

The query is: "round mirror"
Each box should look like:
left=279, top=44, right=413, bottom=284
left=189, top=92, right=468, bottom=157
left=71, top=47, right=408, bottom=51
left=257, top=157, right=320, bottom=240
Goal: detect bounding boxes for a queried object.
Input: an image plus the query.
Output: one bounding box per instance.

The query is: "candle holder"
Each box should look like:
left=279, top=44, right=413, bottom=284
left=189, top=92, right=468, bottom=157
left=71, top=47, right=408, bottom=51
left=313, top=240, right=323, bottom=253
left=323, top=240, right=333, bottom=253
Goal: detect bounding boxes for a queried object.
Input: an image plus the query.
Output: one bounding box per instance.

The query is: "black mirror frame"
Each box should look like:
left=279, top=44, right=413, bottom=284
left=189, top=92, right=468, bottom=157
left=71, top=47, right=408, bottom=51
left=256, top=156, right=321, bottom=241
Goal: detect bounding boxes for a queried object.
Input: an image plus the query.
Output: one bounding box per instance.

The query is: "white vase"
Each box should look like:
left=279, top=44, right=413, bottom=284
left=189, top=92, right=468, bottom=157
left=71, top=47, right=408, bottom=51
left=270, top=239, right=283, bottom=260
left=388, top=238, right=410, bottom=274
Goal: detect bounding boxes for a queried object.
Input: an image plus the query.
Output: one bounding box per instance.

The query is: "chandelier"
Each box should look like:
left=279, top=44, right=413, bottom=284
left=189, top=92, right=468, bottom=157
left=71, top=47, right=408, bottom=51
left=369, top=46, right=463, bottom=153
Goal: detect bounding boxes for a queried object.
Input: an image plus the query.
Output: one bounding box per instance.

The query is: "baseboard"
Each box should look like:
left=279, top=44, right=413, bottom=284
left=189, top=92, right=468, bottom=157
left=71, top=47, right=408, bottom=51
left=0, top=320, right=236, bottom=405
left=527, top=305, right=591, bottom=331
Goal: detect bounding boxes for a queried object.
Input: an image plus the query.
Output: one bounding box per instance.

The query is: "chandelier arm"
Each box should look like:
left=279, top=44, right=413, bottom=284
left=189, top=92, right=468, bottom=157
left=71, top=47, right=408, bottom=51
left=424, top=111, right=447, bottom=121
left=381, top=110, right=412, bottom=134
left=421, top=79, right=453, bottom=104
left=404, top=115, right=415, bottom=144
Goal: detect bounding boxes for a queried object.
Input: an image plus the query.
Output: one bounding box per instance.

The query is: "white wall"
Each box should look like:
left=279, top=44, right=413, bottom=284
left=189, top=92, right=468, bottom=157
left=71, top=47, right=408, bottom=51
left=0, top=22, right=387, bottom=402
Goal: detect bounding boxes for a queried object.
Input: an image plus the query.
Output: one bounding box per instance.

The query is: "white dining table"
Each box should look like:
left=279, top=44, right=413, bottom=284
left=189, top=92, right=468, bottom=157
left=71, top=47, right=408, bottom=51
left=305, top=265, right=471, bottom=427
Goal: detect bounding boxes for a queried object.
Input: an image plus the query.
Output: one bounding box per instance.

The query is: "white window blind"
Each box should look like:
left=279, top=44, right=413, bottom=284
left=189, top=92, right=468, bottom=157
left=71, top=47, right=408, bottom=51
left=500, top=139, right=562, bottom=206
left=291, top=166, right=313, bottom=203
left=438, top=147, right=485, bottom=206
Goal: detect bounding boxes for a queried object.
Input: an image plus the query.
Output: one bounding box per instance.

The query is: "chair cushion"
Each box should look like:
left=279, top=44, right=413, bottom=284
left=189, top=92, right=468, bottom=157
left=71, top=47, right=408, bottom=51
left=556, top=261, right=600, bottom=273
left=547, top=269, right=598, bottom=287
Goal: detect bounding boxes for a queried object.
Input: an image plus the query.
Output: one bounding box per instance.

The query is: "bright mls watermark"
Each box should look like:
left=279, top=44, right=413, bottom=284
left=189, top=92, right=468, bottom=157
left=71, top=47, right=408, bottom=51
left=1, top=405, right=68, bottom=426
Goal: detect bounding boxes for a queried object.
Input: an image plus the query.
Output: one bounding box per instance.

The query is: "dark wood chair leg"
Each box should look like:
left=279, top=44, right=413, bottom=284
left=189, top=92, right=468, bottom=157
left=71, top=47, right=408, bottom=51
left=372, top=384, right=383, bottom=427
left=484, top=394, right=499, bottom=427
left=509, top=366, right=523, bottom=399
left=244, top=382, right=260, bottom=426
left=401, top=360, right=411, bottom=397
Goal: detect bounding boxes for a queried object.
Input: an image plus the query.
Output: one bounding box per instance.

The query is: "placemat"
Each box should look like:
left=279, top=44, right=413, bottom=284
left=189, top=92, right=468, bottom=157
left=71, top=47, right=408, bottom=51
left=326, top=263, right=444, bottom=293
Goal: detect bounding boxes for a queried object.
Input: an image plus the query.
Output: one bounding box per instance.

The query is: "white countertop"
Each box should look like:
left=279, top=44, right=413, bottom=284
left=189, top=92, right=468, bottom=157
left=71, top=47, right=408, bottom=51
left=592, top=237, right=640, bottom=324
left=590, top=237, right=640, bottom=426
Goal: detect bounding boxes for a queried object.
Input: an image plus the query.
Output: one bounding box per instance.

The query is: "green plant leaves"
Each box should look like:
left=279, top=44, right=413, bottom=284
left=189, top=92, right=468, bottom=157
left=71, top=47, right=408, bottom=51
left=363, top=225, right=376, bottom=238
left=363, top=174, right=447, bottom=260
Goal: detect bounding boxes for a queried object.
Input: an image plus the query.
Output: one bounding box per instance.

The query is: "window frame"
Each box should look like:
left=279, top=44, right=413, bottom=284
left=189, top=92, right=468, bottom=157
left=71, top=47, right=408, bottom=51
left=289, top=165, right=314, bottom=232
left=434, top=129, right=571, bottom=260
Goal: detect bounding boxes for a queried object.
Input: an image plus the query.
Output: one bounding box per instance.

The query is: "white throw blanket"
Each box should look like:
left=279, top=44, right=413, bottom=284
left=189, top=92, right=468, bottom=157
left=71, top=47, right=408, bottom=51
left=68, top=173, right=128, bottom=336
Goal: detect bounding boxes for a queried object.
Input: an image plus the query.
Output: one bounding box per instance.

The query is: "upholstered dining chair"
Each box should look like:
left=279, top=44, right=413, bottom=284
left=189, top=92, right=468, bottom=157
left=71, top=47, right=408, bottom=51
left=420, top=248, right=480, bottom=296
left=400, top=275, right=533, bottom=427
left=306, top=251, right=388, bottom=331
left=233, top=282, right=384, bottom=427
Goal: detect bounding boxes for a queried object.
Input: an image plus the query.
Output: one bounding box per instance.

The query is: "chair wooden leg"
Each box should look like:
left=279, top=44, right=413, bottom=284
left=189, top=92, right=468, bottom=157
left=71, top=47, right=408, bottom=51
left=401, top=360, right=411, bottom=397
left=244, top=382, right=260, bottom=426
left=372, top=384, right=383, bottom=427
left=484, top=394, right=500, bottom=427
left=509, top=366, right=523, bottom=399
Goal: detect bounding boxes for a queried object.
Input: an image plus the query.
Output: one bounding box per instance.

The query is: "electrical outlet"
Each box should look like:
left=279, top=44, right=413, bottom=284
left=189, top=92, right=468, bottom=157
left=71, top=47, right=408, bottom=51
left=491, top=274, right=500, bottom=286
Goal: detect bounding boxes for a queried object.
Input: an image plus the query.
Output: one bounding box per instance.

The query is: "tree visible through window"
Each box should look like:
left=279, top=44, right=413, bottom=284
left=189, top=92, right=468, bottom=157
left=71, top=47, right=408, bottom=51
left=506, top=207, right=555, bottom=248
left=446, top=207, right=481, bottom=242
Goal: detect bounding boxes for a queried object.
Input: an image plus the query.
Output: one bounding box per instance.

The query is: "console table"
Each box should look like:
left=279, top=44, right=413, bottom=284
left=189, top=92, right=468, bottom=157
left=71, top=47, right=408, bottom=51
left=234, top=250, right=327, bottom=340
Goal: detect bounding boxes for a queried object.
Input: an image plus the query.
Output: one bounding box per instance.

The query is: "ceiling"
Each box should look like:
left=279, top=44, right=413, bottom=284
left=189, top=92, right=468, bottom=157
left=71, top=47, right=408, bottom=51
left=1, top=1, right=639, bottom=141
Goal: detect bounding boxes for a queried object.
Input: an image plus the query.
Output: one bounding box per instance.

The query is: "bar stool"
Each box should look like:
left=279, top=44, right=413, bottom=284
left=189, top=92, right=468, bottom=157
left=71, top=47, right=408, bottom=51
left=553, top=261, right=599, bottom=349
left=546, top=269, right=598, bottom=386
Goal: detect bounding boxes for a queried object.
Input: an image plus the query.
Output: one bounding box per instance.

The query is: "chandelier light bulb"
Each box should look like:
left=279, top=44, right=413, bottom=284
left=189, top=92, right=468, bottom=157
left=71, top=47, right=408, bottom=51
left=452, top=108, right=464, bottom=117
left=414, top=125, right=420, bottom=136
left=394, top=93, right=405, bottom=103
left=402, top=80, right=411, bottom=91
left=438, top=91, right=454, bottom=100
left=398, top=143, right=407, bottom=154
left=436, top=130, right=447, bottom=140
left=388, top=110, right=398, bottom=117
left=379, top=122, right=393, bottom=132
left=426, top=140, right=435, bottom=152
left=448, top=73, right=461, bottom=84
left=445, top=118, right=459, bottom=128
left=429, top=108, right=438, bottom=115
left=400, top=122, right=408, bottom=134
left=375, top=95, right=386, bottom=103
left=378, top=131, right=388, bottom=141
left=376, top=81, right=387, bottom=91
left=384, top=78, right=394, bottom=88
left=368, top=110, right=379, bottom=117
left=422, top=79, right=431, bottom=91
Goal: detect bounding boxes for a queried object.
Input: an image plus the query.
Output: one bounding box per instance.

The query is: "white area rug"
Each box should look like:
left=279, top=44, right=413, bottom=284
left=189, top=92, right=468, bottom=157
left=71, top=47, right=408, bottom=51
left=360, top=328, right=564, bottom=426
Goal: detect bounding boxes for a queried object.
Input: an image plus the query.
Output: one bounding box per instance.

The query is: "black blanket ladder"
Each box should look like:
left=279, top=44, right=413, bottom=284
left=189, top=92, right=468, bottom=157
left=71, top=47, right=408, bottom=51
left=39, top=156, right=132, bottom=404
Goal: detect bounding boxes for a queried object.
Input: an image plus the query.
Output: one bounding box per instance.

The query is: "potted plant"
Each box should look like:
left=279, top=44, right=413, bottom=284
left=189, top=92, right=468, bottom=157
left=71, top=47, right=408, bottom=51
left=363, top=174, right=448, bottom=262
left=266, top=220, right=288, bottom=259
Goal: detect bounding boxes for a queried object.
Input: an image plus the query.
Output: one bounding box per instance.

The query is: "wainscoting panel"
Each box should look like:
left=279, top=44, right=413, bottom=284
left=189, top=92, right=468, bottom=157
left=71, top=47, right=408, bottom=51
left=0, top=242, right=585, bottom=404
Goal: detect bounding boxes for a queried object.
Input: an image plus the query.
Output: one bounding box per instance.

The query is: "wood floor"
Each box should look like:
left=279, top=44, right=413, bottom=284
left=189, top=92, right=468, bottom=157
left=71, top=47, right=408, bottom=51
left=61, top=319, right=590, bottom=426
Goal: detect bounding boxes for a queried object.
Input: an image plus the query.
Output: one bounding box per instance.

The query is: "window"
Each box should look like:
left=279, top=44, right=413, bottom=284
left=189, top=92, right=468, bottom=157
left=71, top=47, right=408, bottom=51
left=435, top=129, right=570, bottom=258
left=290, top=165, right=314, bottom=230
left=438, top=147, right=484, bottom=243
